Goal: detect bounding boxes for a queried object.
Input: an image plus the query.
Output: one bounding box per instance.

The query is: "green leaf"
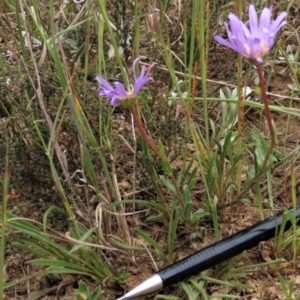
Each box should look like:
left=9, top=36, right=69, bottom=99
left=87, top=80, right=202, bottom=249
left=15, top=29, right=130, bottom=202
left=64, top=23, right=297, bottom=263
left=162, top=159, right=172, bottom=175
left=160, top=175, right=176, bottom=194
left=31, top=259, right=90, bottom=273
left=154, top=295, right=181, bottom=300
left=109, top=199, right=167, bottom=213
left=111, top=239, right=145, bottom=251
left=157, top=139, right=165, bottom=157
left=146, top=213, right=164, bottom=222
left=175, top=206, right=186, bottom=222
left=91, top=286, right=104, bottom=299
left=46, top=266, right=93, bottom=277
left=43, top=206, right=67, bottom=232
left=52, top=17, right=94, bottom=40
left=190, top=209, right=209, bottom=225
left=181, top=281, right=202, bottom=300
left=4, top=272, right=48, bottom=289
left=135, top=228, right=165, bottom=260
left=75, top=281, right=91, bottom=300
left=182, top=185, right=192, bottom=220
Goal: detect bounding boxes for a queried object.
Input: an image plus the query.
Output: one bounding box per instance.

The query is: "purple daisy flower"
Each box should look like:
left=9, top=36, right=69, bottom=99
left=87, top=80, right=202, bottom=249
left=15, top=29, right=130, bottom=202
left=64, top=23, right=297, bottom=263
left=95, top=58, right=156, bottom=107
left=214, top=5, right=287, bottom=63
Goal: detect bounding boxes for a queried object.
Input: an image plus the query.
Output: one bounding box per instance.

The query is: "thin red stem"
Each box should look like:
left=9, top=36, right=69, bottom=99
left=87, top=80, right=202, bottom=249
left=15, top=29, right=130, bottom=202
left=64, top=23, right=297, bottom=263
left=129, top=107, right=162, bottom=159
left=257, top=65, right=275, bottom=147
left=130, top=106, right=184, bottom=207
left=237, top=65, right=275, bottom=199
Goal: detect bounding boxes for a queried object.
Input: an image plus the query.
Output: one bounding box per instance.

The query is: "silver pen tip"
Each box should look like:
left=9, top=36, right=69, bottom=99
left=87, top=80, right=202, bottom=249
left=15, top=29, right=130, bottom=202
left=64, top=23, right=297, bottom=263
left=116, top=274, right=163, bottom=299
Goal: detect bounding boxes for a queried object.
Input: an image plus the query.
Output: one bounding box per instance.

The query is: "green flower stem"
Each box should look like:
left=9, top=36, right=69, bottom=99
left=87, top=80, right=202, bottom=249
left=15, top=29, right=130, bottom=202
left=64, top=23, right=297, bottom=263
left=236, top=56, right=244, bottom=195
left=198, top=0, right=210, bottom=151
left=0, top=142, right=9, bottom=297
left=130, top=106, right=184, bottom=207
left=237, top=65, right=275, bottom=200
left=236, top=0, right=243, bottom=196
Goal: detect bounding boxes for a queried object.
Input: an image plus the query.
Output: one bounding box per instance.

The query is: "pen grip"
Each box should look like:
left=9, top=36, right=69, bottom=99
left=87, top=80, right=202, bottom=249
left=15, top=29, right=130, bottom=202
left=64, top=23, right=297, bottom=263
left=159, top=204, right=300, bottom=286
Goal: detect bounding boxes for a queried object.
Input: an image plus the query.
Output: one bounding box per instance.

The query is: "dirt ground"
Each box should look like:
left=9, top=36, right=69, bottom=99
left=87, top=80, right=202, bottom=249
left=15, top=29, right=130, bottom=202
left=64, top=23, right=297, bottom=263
left=2, top=1, right=300, bottom=299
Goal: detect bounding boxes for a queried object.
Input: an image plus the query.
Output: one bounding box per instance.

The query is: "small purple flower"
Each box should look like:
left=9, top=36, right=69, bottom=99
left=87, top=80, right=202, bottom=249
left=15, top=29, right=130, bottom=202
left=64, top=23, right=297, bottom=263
left=95, top=58, right=156, bottom=107
left=214, top=5, right=287, bottom=63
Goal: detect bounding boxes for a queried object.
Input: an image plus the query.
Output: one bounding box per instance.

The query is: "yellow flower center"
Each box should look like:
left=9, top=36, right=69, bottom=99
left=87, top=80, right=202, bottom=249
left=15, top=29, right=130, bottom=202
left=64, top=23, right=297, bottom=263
left=244, top=40, right=269, bottom=59
left=244, top=44, right=251, bottom=55
left=260, top=41, right=269, bottom=55
left=254, top=52, right=261, bottom=58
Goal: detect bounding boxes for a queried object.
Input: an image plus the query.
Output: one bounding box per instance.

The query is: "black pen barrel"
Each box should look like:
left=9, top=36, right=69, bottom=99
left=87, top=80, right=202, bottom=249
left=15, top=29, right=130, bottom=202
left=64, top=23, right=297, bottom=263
left=159, top=204, right=300, bottom=286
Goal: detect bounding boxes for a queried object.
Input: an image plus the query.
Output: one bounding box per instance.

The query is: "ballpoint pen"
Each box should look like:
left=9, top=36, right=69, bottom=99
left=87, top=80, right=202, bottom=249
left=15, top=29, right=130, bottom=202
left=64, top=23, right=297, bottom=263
left=116, top=204, right=300, bottom=300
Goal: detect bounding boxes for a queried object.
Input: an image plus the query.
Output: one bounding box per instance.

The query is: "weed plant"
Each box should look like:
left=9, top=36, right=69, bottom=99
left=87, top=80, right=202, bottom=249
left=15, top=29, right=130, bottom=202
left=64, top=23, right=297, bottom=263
left=0, top=0, right=300, bottom=299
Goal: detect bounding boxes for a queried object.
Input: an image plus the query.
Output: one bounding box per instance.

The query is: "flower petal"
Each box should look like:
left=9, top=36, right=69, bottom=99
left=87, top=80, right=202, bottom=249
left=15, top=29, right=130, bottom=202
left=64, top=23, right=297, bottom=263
left=228, top=13, right=247, bottom=40
left=95, top=76, right=114, bottom=92
left=133, top=75, right=152, bottom=94
left=132, top=58, right=140, bottom=81
left=249, top=4, right=259, bottom=37
left=214, top=35, right=240, bottom=52
left=259, top=7, right=272, bottom=33
left=133, top=63, right=156, bottom=94
left=248, top=38, right=264, bottom=60
left=97, top=87, right=109, bottom=96
left=114, top=82, right=128, bottom=97
left=110, top=97, right=120, bottom=107
left=137, top=66, right=146, bottom=85
left=145, top=62, right=157, bottom=76
left=270, top=12, right=287, bottom=34
left=96, top=58, right=156, bottom=107
left=214, top=5, right=287, bottom=63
